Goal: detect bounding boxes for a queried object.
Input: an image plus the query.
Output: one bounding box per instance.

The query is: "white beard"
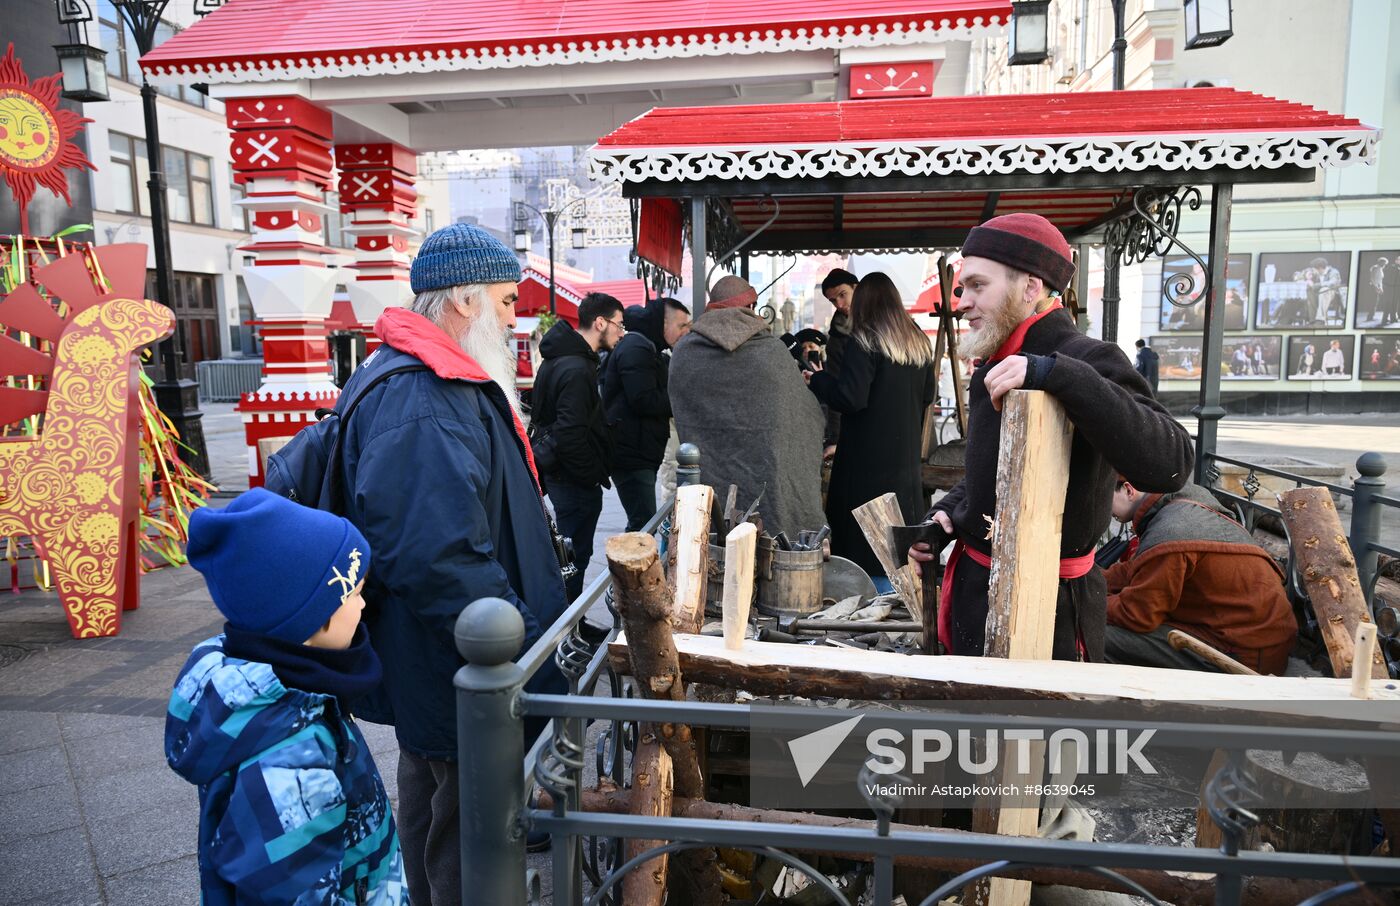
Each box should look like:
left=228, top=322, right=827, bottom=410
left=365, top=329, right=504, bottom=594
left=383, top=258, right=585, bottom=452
left=458, top=298, right=521, bottom=416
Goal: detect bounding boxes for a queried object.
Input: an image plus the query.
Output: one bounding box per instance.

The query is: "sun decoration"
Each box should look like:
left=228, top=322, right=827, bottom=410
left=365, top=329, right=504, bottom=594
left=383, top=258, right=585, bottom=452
left=0, top=43, right=95, bottom=235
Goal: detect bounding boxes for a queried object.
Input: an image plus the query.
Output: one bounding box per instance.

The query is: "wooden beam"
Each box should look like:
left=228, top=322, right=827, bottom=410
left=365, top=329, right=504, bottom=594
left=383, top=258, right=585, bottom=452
left=1277, top=487, right=1386, bottom=681
left=722, top=523, right=757, bottom=651
left=672, top=485, right=715, bottom=633
left=1353, top=623, right=1378, bottom=700
left=611, top=633, right=1400, bottom=705
left=623, top=734, right=673, bottom=906
left=984, top=391, right=1073, bottom=660
left=852, top=493, right=922, bottom=619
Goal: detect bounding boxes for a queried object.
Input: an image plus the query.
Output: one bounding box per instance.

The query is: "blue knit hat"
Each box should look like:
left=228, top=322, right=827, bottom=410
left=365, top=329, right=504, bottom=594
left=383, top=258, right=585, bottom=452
left=410, top=222, right=522, bottom=294
left=187, top=488, right=371, bottom=644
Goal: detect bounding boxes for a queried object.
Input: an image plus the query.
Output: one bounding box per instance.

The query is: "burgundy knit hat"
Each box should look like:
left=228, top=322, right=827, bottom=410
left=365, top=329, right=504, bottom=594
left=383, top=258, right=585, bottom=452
left=961, top=213, right=1075, bottom=293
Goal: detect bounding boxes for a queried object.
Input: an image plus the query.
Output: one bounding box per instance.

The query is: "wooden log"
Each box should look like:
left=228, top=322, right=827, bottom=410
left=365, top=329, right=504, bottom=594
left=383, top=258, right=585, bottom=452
left=605, top=533, right=726, bottom=906
left=722, top=522, right=757, bottom=651
left=610, top=633, right=1400, bottom=706
left=543, top=787, right=1337, bottom=906
left=623, top=734, right=673, bottom=906
left=672, top=484, right=714, bottom=633
left=852, top=492, right=924, bottom=619
left=1277, top=487, right=1385, bottom=681
left=1170, top=630, right=1260, bottom=676
left=1353, top=623, right=1378, bottom=699
left=984, top=390, right=1073, bottom=660
left=973, top=390, right=1073, bottom=906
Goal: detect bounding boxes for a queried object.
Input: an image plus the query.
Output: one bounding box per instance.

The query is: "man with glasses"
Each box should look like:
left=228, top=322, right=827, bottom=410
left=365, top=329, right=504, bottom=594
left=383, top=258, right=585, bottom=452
left=529, top=292, right=626, bottom=600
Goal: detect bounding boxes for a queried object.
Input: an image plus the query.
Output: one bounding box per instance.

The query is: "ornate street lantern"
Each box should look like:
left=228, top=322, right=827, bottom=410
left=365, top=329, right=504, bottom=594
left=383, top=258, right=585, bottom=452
left=570, top=225, right=587, bottom=250
left=54, top=42, right=109, bottom=102
left=1184, top=0, right=1233, bottom=49
left=1008, top=0, right=1051, bottom=66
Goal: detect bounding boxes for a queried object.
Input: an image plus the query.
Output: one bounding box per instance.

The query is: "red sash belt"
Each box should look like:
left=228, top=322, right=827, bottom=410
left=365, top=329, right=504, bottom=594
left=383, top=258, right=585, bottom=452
left=937, top=541, right=1096, bottom=654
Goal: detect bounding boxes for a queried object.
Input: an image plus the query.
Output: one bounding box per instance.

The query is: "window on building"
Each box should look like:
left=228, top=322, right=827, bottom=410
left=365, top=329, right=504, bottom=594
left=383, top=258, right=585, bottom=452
left=230, top=179, right=252, bottom=232
left=190, top=154, right=214, bottom=225
left=96, top=2, right=207, bottom=108
left=424, top=208, right=435, bottom=233
left=148, top=270, right=221, bottom=364
left=110, top=133, right=151, bottom=217
left=324, top=193, right=346, bottom=248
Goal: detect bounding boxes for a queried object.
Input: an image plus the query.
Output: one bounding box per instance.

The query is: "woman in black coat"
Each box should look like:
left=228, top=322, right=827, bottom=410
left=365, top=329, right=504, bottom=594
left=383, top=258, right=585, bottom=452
left=808, top=272, right=936, bottom=579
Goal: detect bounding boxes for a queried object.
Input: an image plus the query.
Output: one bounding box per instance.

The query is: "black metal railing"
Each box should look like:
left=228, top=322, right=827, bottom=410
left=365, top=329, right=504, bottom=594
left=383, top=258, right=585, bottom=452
left=454, top=445, right=1400, bottom=906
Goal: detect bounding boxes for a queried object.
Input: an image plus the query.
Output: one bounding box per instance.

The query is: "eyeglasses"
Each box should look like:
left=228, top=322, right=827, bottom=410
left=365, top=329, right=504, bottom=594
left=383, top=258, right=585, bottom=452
left=605, top=318, right=626, bottom=332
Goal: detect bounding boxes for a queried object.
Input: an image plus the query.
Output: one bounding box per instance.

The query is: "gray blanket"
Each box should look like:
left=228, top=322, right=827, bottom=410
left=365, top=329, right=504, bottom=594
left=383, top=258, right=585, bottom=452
left=669, top=307, right=826, bottom=537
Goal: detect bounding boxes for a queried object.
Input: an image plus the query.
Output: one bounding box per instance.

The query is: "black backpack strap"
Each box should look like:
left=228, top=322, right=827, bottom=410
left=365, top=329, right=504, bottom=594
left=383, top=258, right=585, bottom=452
left=325, top=362, right=430, bottom=512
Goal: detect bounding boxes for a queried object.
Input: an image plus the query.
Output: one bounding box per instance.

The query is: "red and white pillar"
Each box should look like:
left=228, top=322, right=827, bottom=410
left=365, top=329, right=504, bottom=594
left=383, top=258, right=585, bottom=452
left=227, top=96, right=339, bottom=486
left=335, top=143, right=418, bottom=354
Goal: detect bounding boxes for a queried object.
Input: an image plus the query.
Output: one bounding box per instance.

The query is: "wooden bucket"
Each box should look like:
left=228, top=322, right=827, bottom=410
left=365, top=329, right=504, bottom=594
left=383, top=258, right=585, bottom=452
left=755, top=537, right=825, bottom=617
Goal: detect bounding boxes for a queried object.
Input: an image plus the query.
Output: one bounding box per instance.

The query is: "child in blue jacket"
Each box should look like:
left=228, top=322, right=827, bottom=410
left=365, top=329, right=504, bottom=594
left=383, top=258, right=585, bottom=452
left=166, top=488, right=408, bottom=904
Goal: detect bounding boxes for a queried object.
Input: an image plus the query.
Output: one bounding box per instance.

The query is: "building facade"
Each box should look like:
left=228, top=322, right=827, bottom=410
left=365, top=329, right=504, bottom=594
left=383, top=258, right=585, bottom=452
left=967, top=0, right=1400, bottom=412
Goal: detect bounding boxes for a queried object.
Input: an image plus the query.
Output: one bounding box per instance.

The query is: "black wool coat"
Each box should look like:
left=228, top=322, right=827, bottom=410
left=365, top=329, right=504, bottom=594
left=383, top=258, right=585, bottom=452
left=531, top=321, right=612, bottom=488
left=929, top=307, right=1193, bottom=661
left=810, top=339, right=936, bottom=577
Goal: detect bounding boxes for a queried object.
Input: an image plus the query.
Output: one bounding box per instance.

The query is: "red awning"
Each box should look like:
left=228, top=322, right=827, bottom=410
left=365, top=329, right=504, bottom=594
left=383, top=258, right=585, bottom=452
left=583, top=279, right=650, bottom=309
left=141, top=0, right=1008, bottom=83
left=590, top=88, right=1377, bottom=183
left=517, top=268, right=585, bottom=325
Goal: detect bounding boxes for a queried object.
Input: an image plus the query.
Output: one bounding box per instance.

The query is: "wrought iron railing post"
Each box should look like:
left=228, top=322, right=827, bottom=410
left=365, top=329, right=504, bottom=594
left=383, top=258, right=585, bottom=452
left=1351, top=452, right=1388, bottom=608
left=455, top=597, right=529, bottom=906
left=677, top=442, right=701, bottom=488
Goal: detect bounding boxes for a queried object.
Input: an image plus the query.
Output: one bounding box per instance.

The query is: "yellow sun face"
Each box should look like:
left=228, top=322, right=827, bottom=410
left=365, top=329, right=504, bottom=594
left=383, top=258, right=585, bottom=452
left=0, top=91, right=58, bottom=168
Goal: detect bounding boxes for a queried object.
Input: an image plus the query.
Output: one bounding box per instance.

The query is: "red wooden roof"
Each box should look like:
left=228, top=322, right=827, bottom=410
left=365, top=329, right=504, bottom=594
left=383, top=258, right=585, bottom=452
left=584, top=279, right=650, bottom=308
left=596, top=88, right=1371, bottom=150
left=141, top=0, right=1009, bottom=82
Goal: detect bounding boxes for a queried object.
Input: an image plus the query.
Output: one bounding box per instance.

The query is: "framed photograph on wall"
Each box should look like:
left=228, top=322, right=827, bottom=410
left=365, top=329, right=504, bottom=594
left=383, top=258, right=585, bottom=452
left=1149, top=335, right=1202, bottom=380
left=1355, top=252, right=1400, bottom=329
left=1159, top=253, right=1250, bottom=332
left=1256, top=252, right=1352, bottom=329
left=1220, top=336, right=1282, bottom=380
left=1286, top=334, right=1354, bottom=380
left=1360, top=334, right=1400, bottom=380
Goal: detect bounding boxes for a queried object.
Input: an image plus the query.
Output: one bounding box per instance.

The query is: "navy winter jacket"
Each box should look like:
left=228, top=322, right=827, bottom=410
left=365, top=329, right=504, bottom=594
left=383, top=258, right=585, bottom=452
left=337, top=308, right=569, bottom=760
left=600, top=298, right=672, bottom=471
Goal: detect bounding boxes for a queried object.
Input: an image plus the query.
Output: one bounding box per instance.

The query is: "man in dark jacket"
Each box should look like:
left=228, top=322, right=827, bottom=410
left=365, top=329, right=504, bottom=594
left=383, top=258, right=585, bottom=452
left=670, top=276, right=826, bottom=537
left=336, top=223, right=569, bottom=906
left=532, top=292, right=626, bottom=599
left=908, top=213, right=1193, bottom=662
left=821, top=268, right=859, bottom=455
left=1134, top=338, right=1160, bottom=394
left=601, top=296, right=691, bottom=530
left=1105, top=479, right=1296, bottom=674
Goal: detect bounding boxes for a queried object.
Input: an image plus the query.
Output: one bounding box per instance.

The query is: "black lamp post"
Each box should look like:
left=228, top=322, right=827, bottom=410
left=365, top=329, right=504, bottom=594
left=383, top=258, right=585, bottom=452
left=53, top=0, right=209, bottom=478
left=513, top=197, right=589, bottom=316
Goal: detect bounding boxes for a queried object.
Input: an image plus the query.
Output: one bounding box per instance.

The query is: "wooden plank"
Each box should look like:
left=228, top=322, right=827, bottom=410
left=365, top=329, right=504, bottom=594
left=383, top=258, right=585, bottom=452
left=1353, top=623, right=1378, bottom=699
left=852, top=492, right=923, bottom=619
left=623, top=734, right=673, bottom=906
left=984, top=390, right=1073, bottom=661
left=721, top=522, right=757, bottom=651
left=611, top=633, right=1400, bottom=705
left=1277, top=487, right=1386, bottom=680
left=672, top=484, right=715, bottom=633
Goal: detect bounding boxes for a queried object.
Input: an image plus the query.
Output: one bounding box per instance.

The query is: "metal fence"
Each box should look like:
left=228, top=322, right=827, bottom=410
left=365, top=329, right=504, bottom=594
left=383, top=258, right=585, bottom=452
left=194, top=358, right=265, bottom=402
left=1202, top=450, right=1397, bottom=677
left=451, top=447, right=1400, bottom=906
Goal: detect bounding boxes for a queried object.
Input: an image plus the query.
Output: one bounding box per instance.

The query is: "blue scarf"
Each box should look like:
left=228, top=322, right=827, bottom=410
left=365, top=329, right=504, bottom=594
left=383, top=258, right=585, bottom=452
left=222, top=622, right=383, bottom=705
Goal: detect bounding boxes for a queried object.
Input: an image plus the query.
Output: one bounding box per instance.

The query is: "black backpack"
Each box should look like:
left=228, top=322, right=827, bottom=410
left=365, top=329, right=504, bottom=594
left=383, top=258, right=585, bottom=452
left=264, top=364, right=428, bottom=512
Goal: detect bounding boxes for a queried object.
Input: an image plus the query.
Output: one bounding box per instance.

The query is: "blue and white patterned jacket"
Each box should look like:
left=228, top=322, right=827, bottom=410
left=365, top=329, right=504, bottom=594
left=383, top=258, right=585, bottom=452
left=166, top=636, right=408, bottom=905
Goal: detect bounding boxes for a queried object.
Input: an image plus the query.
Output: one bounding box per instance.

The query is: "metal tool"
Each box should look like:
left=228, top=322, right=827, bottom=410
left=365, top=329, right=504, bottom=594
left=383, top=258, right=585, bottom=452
left=821, top=555, right=878, bottom=605
left=777, top=617, right=924, bottom=635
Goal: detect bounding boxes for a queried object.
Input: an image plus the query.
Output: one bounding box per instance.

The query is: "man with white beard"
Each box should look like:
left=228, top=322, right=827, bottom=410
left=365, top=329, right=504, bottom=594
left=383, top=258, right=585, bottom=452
left=907, top=213, right=1192, bottom=663
left=334, top=223, right=569, bottom=906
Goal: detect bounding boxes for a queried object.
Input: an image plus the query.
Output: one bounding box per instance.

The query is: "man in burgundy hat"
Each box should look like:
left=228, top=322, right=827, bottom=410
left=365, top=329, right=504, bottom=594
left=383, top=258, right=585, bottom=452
left=909, top=213, right=1193, bottom=662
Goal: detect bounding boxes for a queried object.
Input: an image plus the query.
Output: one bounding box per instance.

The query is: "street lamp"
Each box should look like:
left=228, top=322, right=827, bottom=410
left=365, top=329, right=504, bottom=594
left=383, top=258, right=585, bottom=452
left=1184, top=0, right=1233, bottom=49
left=53, top=39, right=109, bottom=103
left=52, top=0, right=210, bottom=478
left=1008, top=0, right=1051, bottom=66
left=513, top=196, right=589, bottom=316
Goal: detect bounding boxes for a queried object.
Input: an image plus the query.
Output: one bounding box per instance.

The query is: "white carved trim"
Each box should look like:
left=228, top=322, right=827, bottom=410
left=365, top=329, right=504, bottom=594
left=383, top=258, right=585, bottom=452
left=142, top=17, right=1004, bottom=85
left=587, top=130, right=1380, bottom=184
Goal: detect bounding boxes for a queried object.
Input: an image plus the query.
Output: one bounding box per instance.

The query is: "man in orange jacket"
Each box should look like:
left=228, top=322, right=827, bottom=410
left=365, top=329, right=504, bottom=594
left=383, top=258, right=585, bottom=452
left=1105, top=478, right=1298, bottom=675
